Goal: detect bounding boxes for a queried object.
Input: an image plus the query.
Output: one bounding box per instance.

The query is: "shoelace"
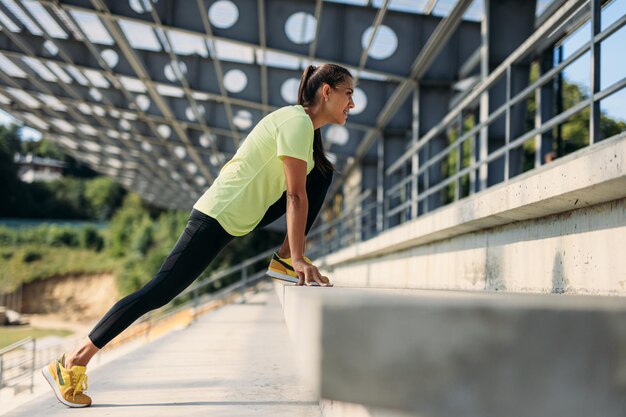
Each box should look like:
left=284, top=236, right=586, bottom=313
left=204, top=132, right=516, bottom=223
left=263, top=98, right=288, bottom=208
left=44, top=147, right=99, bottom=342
left=70, top=372, right=89, bottom=398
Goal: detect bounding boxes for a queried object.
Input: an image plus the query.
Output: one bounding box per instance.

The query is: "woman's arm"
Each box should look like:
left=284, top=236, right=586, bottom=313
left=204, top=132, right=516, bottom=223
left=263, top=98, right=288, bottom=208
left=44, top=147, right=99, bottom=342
left=282, top=156, right=327, bottom=286
left=282, top=156, right=308, bottom=261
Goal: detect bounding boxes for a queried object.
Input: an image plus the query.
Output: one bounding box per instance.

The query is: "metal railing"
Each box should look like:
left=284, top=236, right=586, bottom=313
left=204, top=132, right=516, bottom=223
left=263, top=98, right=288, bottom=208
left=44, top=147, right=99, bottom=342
left=0, top=248, right=277, bottom=399
left=385, top=0, right=625, bottom=222
left=0, top=338, right=36, bottom=399
left=305, top=0, right=625, bottom=257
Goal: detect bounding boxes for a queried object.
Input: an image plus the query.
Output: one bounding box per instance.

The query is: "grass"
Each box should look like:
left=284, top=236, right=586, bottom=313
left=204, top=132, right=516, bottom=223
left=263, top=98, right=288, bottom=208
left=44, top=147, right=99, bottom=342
left=0, top=244, right=119, bottom=293
left=0, top=327, right=74, bottom=350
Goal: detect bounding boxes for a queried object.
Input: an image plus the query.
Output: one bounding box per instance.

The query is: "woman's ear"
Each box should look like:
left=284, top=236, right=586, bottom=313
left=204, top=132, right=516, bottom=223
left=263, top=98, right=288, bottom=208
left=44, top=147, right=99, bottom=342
left=322, top=83, right=331, bottom=102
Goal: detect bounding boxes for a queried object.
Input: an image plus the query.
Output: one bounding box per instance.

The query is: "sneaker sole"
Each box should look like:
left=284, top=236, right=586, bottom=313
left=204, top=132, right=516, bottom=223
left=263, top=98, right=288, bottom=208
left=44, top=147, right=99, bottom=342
left=266, top=270, right=320, bottom=286
left=42, top=366, right=90, bottom=408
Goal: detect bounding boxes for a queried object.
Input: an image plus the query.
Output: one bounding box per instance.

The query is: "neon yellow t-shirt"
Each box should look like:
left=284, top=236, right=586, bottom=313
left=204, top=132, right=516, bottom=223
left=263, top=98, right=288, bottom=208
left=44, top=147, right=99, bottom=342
left=193, top=104, right=315, bottom=236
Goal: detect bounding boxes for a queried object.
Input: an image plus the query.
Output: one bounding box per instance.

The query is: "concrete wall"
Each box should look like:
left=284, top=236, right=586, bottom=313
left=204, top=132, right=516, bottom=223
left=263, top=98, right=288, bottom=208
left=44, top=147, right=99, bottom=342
left=316, top=133, right=626, bottom=296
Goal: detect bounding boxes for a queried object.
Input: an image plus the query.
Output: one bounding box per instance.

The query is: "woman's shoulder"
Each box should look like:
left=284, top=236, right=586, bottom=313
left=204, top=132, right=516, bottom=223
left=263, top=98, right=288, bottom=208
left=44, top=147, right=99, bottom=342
left=269, top=104, right=306, bottom=120
left=270, top=105, right=312, bottom=130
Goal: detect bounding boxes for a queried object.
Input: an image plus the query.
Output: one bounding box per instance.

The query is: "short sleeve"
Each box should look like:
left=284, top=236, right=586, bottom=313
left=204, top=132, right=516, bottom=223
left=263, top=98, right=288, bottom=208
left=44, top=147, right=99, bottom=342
left=276, top=116, right=314, bottom=162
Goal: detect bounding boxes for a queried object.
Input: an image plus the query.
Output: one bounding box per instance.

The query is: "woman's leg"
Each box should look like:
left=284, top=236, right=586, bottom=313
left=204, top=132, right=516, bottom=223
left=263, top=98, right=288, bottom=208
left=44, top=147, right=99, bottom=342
left=65, top=209, right=234, bottom=368
left=254, top=165, right=333, bottom=235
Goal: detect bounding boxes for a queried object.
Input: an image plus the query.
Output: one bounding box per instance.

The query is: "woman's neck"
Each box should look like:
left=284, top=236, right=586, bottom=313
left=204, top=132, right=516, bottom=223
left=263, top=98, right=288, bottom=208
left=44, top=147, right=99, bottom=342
left=302, top=104, right=329, bottom=130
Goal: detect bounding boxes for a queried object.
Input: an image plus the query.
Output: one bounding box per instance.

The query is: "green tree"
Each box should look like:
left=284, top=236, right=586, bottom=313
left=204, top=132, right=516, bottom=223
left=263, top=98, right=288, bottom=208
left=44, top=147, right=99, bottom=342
left=107, top=193, right=150, bottom=257
left=84, top=176, right=125, bottom=220
left=0, top=124, right=25, bottom=216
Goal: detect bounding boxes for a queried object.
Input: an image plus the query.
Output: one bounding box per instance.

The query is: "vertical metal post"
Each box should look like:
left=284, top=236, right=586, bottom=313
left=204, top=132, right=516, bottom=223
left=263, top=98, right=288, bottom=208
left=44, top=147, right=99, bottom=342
left=30, top=338, right=36, bottom=393
left=504, top=65, right=512, bottom=181
left=479, top=0, right=490, bottom=192
left=534, top=73, right=542, bottom=169
left=423, top=141, right=429, bottom=214
left=411, top=88, right=420, bottom=219
left=556, top=45, right=564, bottom=156
left=0, top=354, right=4, bottom=396
left=589, top=0, right=601, bottom=144
left=192, top=288, right=199, bottom=321
left=455, top=112, right=462, bottom=201
left=376, top=135, right=384, bottom=234
left=240, top=266, right=247, bottom=303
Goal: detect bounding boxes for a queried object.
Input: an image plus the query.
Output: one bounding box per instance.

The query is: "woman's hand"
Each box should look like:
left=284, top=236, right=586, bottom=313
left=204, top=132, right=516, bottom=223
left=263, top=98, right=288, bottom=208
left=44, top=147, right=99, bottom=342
left=292, top=258, right=333, bottom=287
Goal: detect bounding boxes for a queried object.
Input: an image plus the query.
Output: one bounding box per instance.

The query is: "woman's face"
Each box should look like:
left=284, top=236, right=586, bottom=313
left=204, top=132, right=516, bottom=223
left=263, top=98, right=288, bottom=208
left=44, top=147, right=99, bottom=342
left=323, top=78, right=355, bottom=125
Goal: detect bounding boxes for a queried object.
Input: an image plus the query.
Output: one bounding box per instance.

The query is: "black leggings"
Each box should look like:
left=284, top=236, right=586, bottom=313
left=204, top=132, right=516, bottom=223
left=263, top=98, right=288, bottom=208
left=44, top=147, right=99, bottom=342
left=88, top=166, right=332, bottom=348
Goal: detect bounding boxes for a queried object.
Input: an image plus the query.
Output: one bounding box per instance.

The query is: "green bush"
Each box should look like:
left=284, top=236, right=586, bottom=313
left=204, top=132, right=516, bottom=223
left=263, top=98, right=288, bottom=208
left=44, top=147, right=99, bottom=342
left=79, top=226, right=104, bottom=251
left=45, top=226, right=80, bottom=247
left=107, top=194, right=149, bottom=257
left=22, top=250, right=42, bottom=263
left=130, top=216, right=154, bottom=256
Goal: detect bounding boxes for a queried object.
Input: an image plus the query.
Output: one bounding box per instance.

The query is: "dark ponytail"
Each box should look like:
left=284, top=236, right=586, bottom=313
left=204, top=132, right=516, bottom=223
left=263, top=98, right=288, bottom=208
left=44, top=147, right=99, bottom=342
left=297, top=63, right=353, bottom=178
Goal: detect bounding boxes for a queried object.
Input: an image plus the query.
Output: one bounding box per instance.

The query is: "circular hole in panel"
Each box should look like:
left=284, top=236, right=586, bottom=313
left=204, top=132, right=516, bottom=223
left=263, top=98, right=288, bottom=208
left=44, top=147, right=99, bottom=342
left=285, top=12, right=316, bottom=44
left=136, top=94, right=150, bottom=111
left=210, top=154, right=220, bottom=166
left=171, top=171, right=181, bottom=180
left=199, top=133, right=216, bottom=148
left=157, top=124, right=171, bottom=138
left=185, top=105, right=206, bottom=121
left=233, top=110, right=253, bottom=130
left=107, top=158, right=123, bottom=169
left=119, top=119, right=131, bottom=131
left=174, top=146, right=187, bottom=159
left=101, top=49, right=119, bottom=68
left=129, top=0, right=157, bottom=14
left=223, top=69, right=248, bottom=93
left=158, top=158, right=168, bottom=167
left=89, top=88, right=103, bottom=102
left=208, top=0, right=239, bottom=29
left=92, top=105, right=106, bottom=116
left=186, top=162, right=198, bottom=174
left=351, top=87, right=367, bottom=115
left=361, top=25, right=398, bottom=60
left=280, top=78, right=300, bottom=104
left=164, top=61, right=187, bottom=82
left=195, top=176, right=206, bottom=186
left=43, top=40, right=59, bottom=55
left=326, top=125, right=349, bottom=146
left=141, top=141, right=152, bottom=152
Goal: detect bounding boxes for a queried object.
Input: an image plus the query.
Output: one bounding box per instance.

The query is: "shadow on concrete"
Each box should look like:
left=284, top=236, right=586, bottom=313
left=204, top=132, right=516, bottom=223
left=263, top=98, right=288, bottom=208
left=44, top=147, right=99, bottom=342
left=91, top=400, right=319, bottom=408
left=551, top=251, right=569, bottom=294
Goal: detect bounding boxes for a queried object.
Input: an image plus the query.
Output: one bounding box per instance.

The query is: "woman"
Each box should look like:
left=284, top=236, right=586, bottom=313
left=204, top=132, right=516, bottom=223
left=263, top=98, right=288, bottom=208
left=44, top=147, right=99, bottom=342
left=42, top=63, right=355, bottom=407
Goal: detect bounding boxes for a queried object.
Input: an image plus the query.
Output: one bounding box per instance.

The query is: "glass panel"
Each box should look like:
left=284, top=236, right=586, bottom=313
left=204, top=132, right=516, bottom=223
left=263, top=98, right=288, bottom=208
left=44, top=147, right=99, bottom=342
left=555, top=108, right=589, bottom=158
left=601, top=0, right=626, bottom=32
left=560, top=51, right=590, bottom=112
left=599, top=86, right=626, bottom=140
left=600, top=25, right=626, bottom=91
left=560, top=21, right=591, bottom=62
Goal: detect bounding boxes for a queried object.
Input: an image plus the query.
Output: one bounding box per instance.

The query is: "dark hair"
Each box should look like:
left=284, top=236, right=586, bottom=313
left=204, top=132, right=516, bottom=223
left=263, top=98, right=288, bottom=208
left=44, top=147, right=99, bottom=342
left=297, top=63, right=353, bottom=177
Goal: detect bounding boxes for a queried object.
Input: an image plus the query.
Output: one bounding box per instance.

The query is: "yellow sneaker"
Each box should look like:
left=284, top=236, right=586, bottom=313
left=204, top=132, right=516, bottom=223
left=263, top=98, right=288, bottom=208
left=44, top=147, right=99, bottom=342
left=42, top=353, right=91, bottom=408
left=267, top=252, right=331, bottom=286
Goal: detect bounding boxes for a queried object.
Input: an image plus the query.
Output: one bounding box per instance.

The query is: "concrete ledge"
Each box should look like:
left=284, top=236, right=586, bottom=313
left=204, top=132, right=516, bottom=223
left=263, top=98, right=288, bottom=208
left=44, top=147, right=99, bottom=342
left=274, top=282, right=626, bottom=417
left=317, top=133, right=626, bottom=268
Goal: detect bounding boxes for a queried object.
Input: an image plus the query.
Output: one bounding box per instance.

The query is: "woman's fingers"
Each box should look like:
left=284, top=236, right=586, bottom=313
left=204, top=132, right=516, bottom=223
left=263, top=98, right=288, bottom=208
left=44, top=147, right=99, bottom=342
left=292, top=259, right=333, bottom=287
left=305, top=266, right=330, bottom=287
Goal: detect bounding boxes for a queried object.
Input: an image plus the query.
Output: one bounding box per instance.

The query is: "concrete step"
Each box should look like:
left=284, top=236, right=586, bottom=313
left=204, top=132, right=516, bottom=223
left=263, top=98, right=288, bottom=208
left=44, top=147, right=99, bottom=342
left=273, top=281, right=626, bottom=417
left=2, top=283, right=321, bottom=417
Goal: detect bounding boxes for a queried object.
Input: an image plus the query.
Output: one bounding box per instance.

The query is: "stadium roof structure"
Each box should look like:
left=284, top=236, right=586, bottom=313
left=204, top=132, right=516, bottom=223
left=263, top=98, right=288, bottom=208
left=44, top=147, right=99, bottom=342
left=0, top=0, right=559, bottom=210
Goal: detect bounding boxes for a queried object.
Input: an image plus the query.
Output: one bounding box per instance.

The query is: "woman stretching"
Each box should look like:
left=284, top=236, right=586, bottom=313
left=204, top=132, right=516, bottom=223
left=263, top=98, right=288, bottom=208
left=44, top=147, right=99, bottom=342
left=42, top=63, right=355, bottom=407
